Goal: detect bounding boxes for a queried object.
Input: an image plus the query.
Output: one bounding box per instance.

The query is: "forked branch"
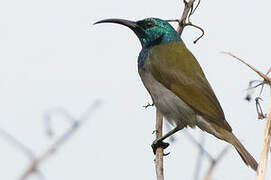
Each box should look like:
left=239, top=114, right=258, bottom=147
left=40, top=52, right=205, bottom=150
left=0, top=101, right=101, bottom=180
left=203, top=145, right=231, bottom=180
left=223, top=52, right=271, bottom=180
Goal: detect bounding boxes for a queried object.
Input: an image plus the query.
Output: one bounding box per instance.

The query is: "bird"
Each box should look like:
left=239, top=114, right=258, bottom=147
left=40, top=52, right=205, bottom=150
left=94, top=18, right=258, bottom=171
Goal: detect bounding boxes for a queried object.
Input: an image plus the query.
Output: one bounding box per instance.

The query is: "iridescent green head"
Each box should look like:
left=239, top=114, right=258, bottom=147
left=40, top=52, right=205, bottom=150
left=94, top=18, right=181, bottom=48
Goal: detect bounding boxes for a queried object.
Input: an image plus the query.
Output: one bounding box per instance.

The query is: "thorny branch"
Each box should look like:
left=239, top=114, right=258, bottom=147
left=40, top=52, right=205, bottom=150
left=0, top=101, right=101, bottom=180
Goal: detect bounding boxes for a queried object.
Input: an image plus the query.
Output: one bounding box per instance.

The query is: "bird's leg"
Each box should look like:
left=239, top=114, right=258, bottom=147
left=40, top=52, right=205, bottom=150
left=151, top=126, right=181, bottom=155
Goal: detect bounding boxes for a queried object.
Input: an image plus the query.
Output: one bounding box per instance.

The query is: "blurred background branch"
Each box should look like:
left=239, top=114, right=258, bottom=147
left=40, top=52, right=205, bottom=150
left=203, top=145, right=231, bottom=180
left=192, top=133, right=205, bottom=180
left=183, top=130, right=230, bottom=180
left=0, top=100, right=101, bottom=180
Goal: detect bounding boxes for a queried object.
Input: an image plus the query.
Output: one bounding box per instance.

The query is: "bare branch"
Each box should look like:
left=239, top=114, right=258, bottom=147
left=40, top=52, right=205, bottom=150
left=193, top=132, right=205, bottom=180
left=177, top=0, right=196, bottom=34
left=203, top=145, right=231, bottom=180
left=183, top=130, right=214, bottom=161
left=154, top=109, right=165, bottom=180
left=223, top=52, right=271, bottom=179
left=0, top=129, right=35, bottom=160
left=17, top=100, right=101, bottom=180
left=44, top=107, right=75, bottom=137
left=222, top=52, right=271, bottom=84
left=177, top=0, right=204, bottom=43
left=166, top=0, right=204, bottom=43
left=255, top=97, right=266, bottom=120
left=256, top=91, right=271, bottom=179
left=0, top=129, right=46, bottom=180
left=190, top=0, right=201, bottom=17
left=183, top=23, right=205, bottom=44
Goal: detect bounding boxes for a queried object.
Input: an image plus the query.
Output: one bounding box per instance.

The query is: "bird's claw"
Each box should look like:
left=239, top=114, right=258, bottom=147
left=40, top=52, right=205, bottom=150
left=143, top=103, right=154, bottom=109
left=151, top=140, right=170, bottom=155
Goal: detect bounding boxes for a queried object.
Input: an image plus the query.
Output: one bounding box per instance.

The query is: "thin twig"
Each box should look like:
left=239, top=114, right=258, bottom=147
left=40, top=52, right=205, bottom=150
left=0, top=129, right=35, bottom=160
left=190, top=0, right=201, bottom=16
left=246, top=82, right=266, bottom=92
left=183, top=131, right=230, bottom=180
left=0, top=129, right=45, bottom=180
left=2, top=101, right=101, bottom=180
left=19, top=100, right=101, bottom=180
left=222, top=52, right=271, bottom=84
left=255, top=97, right=266, bottom=120
left=44, top=107, right=76, bottom=137
left=193, top=132, right=205, bottom=180
left=183, top=130, right=214, bottom=161
left=223, top=52, right=271, bottom=179
left=154, top=109, right=165, bottom=180
left=176, top=0, right=204, bottom=43
left=166, top=1, right=204, bottom=44
left=177, top=0, right=196, bottom=34
left=184, top=23, right=205, bottom=44
left=256, top=91, right=271, bottom=180
left=203, top=145, right=231, bottom=180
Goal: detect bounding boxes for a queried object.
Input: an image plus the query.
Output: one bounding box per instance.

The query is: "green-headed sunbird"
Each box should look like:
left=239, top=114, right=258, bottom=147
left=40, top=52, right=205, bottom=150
left=94, top=18, right=258, bottom=171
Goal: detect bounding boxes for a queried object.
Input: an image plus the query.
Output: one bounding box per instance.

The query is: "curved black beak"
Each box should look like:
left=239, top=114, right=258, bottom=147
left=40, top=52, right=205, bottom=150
left=94, top=18, right=138, bottom=30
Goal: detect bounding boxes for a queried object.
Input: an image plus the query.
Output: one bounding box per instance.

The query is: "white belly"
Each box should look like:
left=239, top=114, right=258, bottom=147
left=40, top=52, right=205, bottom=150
left=139, top=68, right=197, bottom=128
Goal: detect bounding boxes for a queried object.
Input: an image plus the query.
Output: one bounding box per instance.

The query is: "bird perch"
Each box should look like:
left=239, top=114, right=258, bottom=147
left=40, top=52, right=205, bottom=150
left=153, top=1, right=201, bottom=180
left=154, top=109, right=165, bottom=180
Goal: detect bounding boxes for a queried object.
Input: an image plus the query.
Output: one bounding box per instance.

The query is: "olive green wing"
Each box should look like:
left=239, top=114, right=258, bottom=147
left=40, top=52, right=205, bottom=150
left=148, top=41, right=232, bottom=132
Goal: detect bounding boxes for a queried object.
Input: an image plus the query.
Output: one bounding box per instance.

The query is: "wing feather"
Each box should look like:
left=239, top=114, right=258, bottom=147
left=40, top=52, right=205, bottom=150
left=148, top=41, right=232, bottom=132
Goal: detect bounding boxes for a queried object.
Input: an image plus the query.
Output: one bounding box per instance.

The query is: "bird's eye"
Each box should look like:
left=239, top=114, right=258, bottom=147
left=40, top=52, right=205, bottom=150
left=146, top=21, right=154, bottom=28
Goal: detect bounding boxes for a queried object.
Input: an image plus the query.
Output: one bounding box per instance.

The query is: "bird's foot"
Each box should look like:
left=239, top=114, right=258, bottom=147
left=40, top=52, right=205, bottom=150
left=151, top=140, right=170, bottom=156
left=143, top=102, right=154, bottom=109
